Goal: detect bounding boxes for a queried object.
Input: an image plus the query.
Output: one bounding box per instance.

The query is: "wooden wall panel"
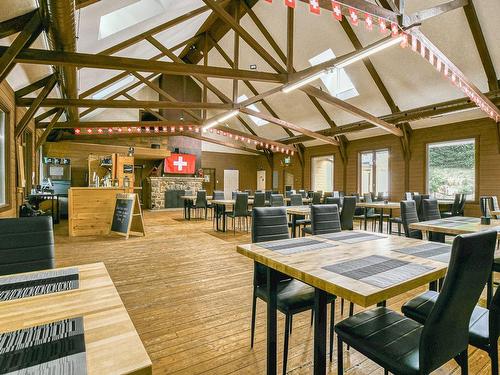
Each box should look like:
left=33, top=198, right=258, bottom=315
left=0, top=81, right=16, bottom=218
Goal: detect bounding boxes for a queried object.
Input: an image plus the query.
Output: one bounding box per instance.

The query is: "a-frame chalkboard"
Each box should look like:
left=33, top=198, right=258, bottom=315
left=110, top=193, right=145, bottom=239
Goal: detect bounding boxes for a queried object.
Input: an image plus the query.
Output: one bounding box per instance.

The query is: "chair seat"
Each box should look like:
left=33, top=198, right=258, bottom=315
left=256, top=279, right=335, bottom=314
left=335, top=307, right=423, bottom=375
left=401, top=290, right=490, bottom=349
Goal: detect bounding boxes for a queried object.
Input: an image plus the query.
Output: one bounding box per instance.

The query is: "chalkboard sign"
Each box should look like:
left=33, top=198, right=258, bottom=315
left=110, top=193, right=145, bottom=239
left=123, top=164, right=134, bottom=173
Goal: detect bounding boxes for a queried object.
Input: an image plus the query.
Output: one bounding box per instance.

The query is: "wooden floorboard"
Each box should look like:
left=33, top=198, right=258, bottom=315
left=53, top=210, right=494, bottom=374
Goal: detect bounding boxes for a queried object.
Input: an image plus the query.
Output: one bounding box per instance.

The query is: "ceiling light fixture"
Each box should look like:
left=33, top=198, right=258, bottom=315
left=202, top=110, right=239, bottom=131
left=281, top=69, right=332, bottom=94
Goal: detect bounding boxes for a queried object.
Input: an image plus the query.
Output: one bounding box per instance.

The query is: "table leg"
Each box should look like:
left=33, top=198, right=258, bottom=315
left=292, top=214, right=297, bottom=238
left=222, top=205, right=227, bottom=232
left=215, top=205, right=220, bottom=231
left=364, top=208, right=368, bottom=231
left=267, top=267, right=278, bottom=375
left=379, top=208, right=383, bottom=233
left=314, top=288, right=327, bottom=375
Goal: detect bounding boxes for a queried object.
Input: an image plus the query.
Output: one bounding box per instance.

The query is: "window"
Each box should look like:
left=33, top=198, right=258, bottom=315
left=0, top=109, right=6, bottom=206
left=311, top=155, right=334, bottom=192
left=427, top=139, right=476, bottom=200
left=237, top=94, right=269, bottom=126
left=308, top=49, right=359, bottom=100
left=359, top=149, right=389, bottom=195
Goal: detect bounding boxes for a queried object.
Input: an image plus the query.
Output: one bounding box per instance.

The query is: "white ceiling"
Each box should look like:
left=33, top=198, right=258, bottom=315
left=1, top=0, right=498, bottom=148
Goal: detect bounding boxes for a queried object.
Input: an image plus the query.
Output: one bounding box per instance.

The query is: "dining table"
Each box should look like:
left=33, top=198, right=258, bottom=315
left=286, top=205, right=311, bottom=238
left=0, top=262, right=152, bottom=374
left=237, top=232, right=449, bottom=374
left=356, top=201, right=400, bottom=233
left=409, top=216, right=500, bottom=240
left=211, top=199, right=255, bottom=232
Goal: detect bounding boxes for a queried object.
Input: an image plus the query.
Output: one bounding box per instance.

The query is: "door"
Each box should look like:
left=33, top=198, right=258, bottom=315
left=202, top=168, right=216, bottom=195
left=224, top=170, right=239, bottom=199
left=257, top=170, right=266, bottom=191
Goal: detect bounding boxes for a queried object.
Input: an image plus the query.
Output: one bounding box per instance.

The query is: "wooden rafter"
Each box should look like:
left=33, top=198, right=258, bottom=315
left=37, top=120, right=199, bottom=129
left=463, top=0, right=498, bottom=91
left=15, top=74, right=56, bottom=99
left=35, top=108, right=64, bottom=149
left=240, top=108, right=339, bottom=146
left=0, top=11, right=42, bottom=83
left=0, top=10, right=37, bottom=39
left=16, top=74, right=57, bottom=138
left=2, top=47, right=284, bottom=83
left=75, top=0, right=100, bottom=9
left=297, top=0, right=399, bottom=22
left=405, top=0, right=468, bottom=27
left=35, top=107, right=61, bottom=123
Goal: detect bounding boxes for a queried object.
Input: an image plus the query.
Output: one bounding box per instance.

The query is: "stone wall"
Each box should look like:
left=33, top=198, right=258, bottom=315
left=146, top=176, right=204, bottom=209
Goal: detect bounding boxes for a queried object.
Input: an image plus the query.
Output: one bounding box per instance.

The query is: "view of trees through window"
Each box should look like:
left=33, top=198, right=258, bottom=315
left=427, top=139, right=475, bottom=200
left=359, top=149, right=389, bottom=195
left=311, top=155, right=334, bottom=192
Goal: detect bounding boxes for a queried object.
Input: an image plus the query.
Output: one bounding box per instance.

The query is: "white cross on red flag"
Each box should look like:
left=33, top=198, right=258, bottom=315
left=309, top=0, right=320, bottom=14
left=284, top=0, right=296, bottom=8
left=331, top=1, right=342, bottom=20
left=164, top=154, right=196, bottom=174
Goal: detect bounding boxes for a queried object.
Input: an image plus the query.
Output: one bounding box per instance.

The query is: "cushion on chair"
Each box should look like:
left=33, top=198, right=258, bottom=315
left=401, top=290, right=490, bottom=349
left=335, top=307, right=423, bottom=375
left=256, top=279, right=335, bottom=314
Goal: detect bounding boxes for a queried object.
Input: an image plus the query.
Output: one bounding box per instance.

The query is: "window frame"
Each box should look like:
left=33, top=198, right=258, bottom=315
left=0, top=101, right=11, bottom=213
left=310, top=154, right=335, bottom=192
left=425, top=137, right=479, bottom=203
left=357, top=148, right=390, bottom=196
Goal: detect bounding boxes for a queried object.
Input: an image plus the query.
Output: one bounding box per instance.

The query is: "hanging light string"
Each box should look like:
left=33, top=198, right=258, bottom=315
left=73, top=125, right=296, bottom=155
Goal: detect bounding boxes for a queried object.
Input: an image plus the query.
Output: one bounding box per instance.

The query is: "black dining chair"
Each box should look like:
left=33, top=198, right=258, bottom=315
left=264, top=190, right=272, bottom=204
left=492, top=196, right=500, bottom=219
left=288, top=194, right=310, bottom=237
left=225, top=193, right=250, bottom=233
left=289, top=194, right=303, bottom=207
left=298, top=189, right=307, bottom=198
left=253, top=191, right=266, bottom=208
left=250, top=207, right=336, bottom=374
left=325, top=197, right=341, bottom=207
left=0, top=216, right=55, bottom=275
left=481, top=196, right=493, bottom=217
left=422, top=198, right=445, bottom=243
left=358, top=193, right=380, bottom=231
left=336, top=230, right=497, bottom=375
left=442, top=193, right=463, bottom=217
left=401, top=200, right=422, bottom=239
left=303, top=204, right=341, bottom=236
left=270, top=194, right=285, bottom=207
left=312, top=192, right=322, bottom=205
left=211, top=191, right=225, bottom=228
left=190, top=190, right=208, bottom=219
left=340, top=196, right=356, bottom=231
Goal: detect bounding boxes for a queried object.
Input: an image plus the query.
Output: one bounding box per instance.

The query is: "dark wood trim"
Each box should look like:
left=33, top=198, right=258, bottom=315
left=0, top=99, right=11, bottom=213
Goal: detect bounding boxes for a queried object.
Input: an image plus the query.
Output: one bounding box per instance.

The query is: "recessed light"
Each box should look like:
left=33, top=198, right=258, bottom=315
left=250, top=64, right=257, bottom=70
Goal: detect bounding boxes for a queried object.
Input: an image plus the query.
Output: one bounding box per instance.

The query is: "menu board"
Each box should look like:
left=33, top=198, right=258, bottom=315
left=111, top=194, right=135, bottom=236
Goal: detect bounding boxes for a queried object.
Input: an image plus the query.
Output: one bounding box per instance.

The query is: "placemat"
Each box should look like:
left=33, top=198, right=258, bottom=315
left=0, top=268, right=79, bottom=302
left=323, top=255, right=434, bottom=288
left=393, top=243, right=451, bottom=263
left=447, top=217, right=480, bottom=223
left=258, top=237, right=335, bottom=255
left=423, top=220, right=466, bottom=228
left=319, top=231, right=386, bottom=244
left=0, top=317, right=87, bottom=375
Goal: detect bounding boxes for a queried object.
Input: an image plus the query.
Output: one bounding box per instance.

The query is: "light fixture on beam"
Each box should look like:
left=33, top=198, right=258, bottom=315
left=281, top=69, right=332, bottom=94
left=202, top=110, right=239, bottom=131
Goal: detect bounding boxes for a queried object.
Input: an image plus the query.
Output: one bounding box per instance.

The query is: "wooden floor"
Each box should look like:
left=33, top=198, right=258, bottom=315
left=54, top=210, right=494, bottom=375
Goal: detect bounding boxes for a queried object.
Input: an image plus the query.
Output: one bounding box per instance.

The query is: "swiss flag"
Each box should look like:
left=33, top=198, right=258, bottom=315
left=309, top=0, right=320, bottom=14
left=284, top=0, right=296, bottom=8
left=164, top=154, right=196, bottom=174
left=331, top=1, right=342, bottom=20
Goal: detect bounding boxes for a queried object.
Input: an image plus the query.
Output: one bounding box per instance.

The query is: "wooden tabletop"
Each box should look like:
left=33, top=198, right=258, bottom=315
left=356, top=201, right=400, bottom=210
left=286, top=206, right=311, bottom=216
left=409, top=217, right=500, bottom=239
left=284, top=197, right=312, bottom=203
left=237, top=232, right=448, bottom=307
left=0, top=263, right=152, bottom=375
left=492, top=210, right=500, bottom=216
left=180, top=195, right=213, bottom=200
left=211, top=199, right=255, bottom=206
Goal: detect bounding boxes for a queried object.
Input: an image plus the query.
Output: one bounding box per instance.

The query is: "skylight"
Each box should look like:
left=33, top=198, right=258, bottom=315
left=308, top=49, right=359, bottom=101
left=98, top=0, right=166, bottom=40
left=92, top=75, right=135, bottom=100
left=238, top=95, right=269, bottom=127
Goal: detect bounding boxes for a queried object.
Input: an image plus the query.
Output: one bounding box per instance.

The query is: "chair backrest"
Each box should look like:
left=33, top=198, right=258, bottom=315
left=489, top=284, right=500, bottom=344
left=338, top=191, right=345, bottom=197
left=252, top=207, right=290, bottom=286
left=422, top=198, right=441, bottom=221
left=419, top=231, right=497, bottom=373
left=323, top=192, right=333, bottom=199
left=253, top=192, right=266, bottom=207
left=213, top=191, right=225, bottom=200
left=405, top=192, right=413, bottom=200
left=290, top=194, right=303, bottom=206
left=0, top=216, right=55, bottom=275
left=270, top=194, right=284, bottom=207
left=285, top=190, right=293, bottom=198
left=312, top=192, right=322, bottom=204
left=340, top=196, right=356, bottom=230
left=265, top=190, right=272, bottom=202
left=492, top=196, right=500, bottom=211
left=310, top=204, right=341, bottom=235
left=413, top=194, right=424, bottom=220
left=231, top=191, right=238, bottom=200
left=325, top=197, right=341, bottom=207
left=400, top=200, right=422, bottom=239
left=298, top=189, right=307, bottom=198
left=457, top=194, right=466, bottom=215
left=363, top=193, right=375, bottom=215
left=480, top=196, right=493, bottom=217
left=234, top=193, right=249, bottom=216
left=195, top=190, right=207, bottom=208
left=450, top=193, right=462, bottom=215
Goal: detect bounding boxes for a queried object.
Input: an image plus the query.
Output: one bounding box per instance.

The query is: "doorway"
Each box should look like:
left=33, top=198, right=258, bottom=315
left=257, top=170, right=266, bottom=191
left=202, top=168, right=216, bottom=194
left=224, top=170, right=239, bottom=199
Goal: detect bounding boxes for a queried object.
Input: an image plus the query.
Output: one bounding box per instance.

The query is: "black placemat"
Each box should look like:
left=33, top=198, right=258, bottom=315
left=423, top=219, right=466, bottom=228
left=448, top=217, right=480, bottom=223
left=258, top=237, right=335, bottom=255
left=0, top=268, right=79, bottom=302
left=318, top=231, right=386, bottom=244
left=0, top=317, right=87, bottom=375
left=323, top=255, right=434, bottom=288
left=393, top=243, right=452, bottom=263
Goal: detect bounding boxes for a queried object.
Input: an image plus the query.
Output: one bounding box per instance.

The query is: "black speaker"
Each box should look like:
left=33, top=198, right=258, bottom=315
left=174, top=148, right=180, bottom=154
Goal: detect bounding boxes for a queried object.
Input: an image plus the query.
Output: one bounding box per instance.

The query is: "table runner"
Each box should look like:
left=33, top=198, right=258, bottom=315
left=422, top=219, right=467, bottom=228
left=0, top=317, right=87, bottom=375
left=0, top=268, right=79, bottom=302
left=318, top=231, right=386, bottom=244
left=448, top=217, right=480, bottom=223
left=323, top=255, right=434, bottom=288
left=258, top=237, right=334, bottom=255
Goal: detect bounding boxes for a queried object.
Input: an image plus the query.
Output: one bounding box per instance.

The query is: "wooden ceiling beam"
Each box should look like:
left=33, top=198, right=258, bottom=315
left=405, top=0, right=468, bottom=26
left=240, top=108, right=339, bottom=146
left=0, top=10, right=37, bottom=39
left=75, top=0, right=100, bottom=9
left=2, top=47, right=284, bottom=83
left=17, top=98, right=234, bottom=110
left=0, top=11, right=42, bottom=84
left=38, top=120, right=199, bottom=129
left=212, top=124, right=292, bottom=151
left=297, top=0, right=399, bottom=22
left=35, top=108, right=64, bottom=149
left=15, top=73, right=56, bottom=99
left=463, top=0, right=498, bottom=91
left=301, top=85, right=403, bottom=136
